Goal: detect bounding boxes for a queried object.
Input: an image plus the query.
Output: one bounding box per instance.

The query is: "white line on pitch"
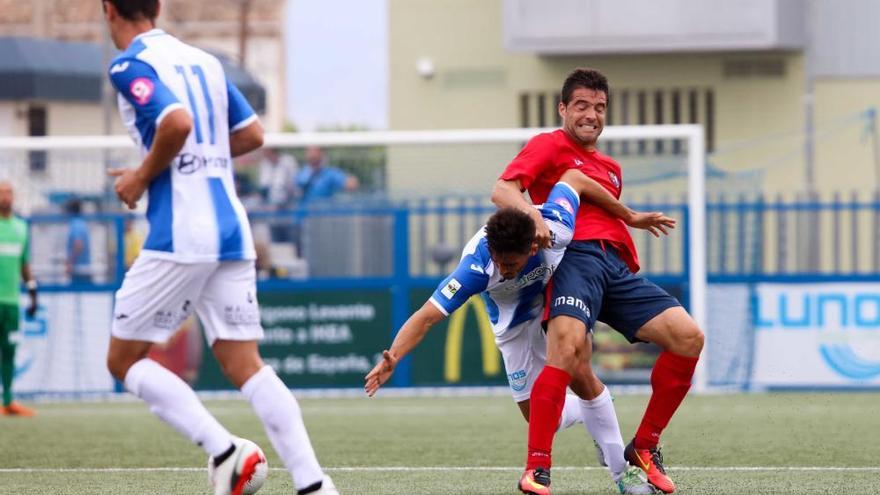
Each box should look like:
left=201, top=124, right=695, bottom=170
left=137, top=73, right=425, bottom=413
left=1, top=466, right=878, bottom=473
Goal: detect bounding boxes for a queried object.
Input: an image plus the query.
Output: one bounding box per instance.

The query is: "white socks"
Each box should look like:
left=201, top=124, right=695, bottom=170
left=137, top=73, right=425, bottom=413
left=579, top=386, right=628, bottom=475
left=557, top=393, right=583, bottom=431
left=124, top=359, right=233, bottom=457
left=241, top=365, right=324, bottom=491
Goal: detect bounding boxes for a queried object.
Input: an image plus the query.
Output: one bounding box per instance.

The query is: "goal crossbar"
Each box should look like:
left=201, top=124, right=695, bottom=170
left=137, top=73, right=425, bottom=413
left=0, top=124, right=708, bottom=391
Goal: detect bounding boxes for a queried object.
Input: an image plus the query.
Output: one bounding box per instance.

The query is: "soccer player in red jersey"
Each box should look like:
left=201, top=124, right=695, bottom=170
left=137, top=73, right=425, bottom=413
left=493, top=68, right=705, bottom=494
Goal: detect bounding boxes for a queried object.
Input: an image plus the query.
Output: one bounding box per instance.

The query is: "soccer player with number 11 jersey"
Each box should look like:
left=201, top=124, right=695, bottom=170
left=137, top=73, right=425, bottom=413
left=101, top=1, right=338, bottom=494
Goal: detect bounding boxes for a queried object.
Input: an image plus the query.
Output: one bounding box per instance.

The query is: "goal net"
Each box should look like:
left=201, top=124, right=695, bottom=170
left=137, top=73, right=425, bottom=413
left=0, top=125, right=714, bottom=395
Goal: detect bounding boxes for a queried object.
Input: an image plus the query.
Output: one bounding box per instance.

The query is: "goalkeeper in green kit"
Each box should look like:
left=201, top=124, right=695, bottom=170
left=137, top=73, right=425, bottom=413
left=0, top=181, right=38, bottom=417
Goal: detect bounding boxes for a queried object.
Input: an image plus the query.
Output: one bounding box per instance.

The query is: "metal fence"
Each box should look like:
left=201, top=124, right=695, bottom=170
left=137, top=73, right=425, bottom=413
left=24, top=193, right=880, bottom=292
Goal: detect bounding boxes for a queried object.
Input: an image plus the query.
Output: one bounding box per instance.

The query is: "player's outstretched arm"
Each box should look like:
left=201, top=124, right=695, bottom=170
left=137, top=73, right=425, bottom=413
left=108, top=108, right=193, bottom=209
left=559, top=169, right=676, bottom=237
left=230, top=120, right=264, bottom=158
left=491, top=179, right=551, bottom=247
left=364, top=301, right=446, bottom=397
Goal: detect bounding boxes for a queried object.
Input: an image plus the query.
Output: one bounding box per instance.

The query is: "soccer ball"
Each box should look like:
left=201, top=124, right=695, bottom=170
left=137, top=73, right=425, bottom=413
left=208, top=438, right=269, bottom=495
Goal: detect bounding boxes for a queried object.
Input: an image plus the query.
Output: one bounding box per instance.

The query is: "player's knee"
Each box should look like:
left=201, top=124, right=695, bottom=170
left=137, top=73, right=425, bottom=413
left=106, top=354, right=128, bottom=382
left=219, top=356, right=263, bottom=389
left=546, top=341, right=580, bottom=374
left=212, top=340, right=264, bottom=388
left=106, top=349, right=141, bottom=382
left=671, top=324, right=704, bottom=358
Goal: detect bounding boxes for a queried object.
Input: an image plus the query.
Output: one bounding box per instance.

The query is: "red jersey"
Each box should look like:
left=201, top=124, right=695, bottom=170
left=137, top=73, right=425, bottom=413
left=499, top=129, right=640, bottom=273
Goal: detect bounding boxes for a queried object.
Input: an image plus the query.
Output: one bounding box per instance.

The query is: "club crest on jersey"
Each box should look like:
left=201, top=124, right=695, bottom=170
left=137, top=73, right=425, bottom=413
left=608, top=171, right=620, bottom=189
left=554, top=198, right=574, bottom=215
left=441, top=278, right=462, bottom=299
left=129, top=77, right=154, bottom=105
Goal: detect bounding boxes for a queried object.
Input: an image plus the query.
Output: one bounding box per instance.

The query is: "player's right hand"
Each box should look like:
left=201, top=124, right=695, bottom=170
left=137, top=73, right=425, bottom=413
left=364, top=350, right=398, bottom=397
left=107, top=167, right=148, bottom=210
left=531, top=210, right=552, bottom=248
left=627, top=211, right=676, bottom=237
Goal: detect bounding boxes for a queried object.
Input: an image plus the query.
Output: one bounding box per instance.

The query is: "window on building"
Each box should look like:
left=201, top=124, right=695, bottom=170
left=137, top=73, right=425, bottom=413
left=28, top=105, right=47, bottom=173
left=517, top=86, right=715, bottom=154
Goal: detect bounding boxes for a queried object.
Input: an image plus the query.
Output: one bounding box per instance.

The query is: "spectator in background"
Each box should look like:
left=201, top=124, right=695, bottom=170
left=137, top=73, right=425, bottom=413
left=296, top=146, right=359, bottom=205
left=258, top=148, right=299, bottom=209
left=65, top=198, right=91, bottom=284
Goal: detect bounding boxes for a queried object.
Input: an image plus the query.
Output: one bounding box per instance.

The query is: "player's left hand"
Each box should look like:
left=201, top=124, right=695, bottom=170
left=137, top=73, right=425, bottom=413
left=627, top=211, right=676, bottom=237
left=25, top=301, right=37, bottom=319
left=108, top=168, right=149, bottom=209
left=364, top=350, right=399, bottom=397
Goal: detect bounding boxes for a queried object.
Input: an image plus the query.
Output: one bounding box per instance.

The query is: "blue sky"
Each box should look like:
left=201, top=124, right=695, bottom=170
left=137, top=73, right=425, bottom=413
left=285, top=0, right=388, bottom=131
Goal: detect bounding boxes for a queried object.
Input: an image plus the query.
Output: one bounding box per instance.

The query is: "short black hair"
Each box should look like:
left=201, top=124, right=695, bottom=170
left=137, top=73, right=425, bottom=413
left=485, top=208, right=535, bottom=256
left=103, top=0, right=159, bottom=21
left=561, top=68, right=609, bottom=105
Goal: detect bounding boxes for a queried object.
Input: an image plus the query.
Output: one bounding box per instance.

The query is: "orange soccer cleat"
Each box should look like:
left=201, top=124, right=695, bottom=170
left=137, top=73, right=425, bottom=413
left=625, top=441, right=675, bottom=494
left=518, top=467, right=552, bottom=495
left=3, top=401, right=36, bottom=417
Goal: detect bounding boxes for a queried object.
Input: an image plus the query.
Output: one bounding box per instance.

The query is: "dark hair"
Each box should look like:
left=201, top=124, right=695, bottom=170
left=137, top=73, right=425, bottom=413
left=561, top=68, right=609, bottom=105
left=485, top=208, right=535, bottom=255
left=103, top=0, right=159, bottom=21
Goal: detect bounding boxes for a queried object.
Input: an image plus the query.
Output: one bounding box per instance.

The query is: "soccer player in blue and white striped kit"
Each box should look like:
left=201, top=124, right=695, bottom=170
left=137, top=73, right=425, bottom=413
left=101, top=2, right=337, bottom=494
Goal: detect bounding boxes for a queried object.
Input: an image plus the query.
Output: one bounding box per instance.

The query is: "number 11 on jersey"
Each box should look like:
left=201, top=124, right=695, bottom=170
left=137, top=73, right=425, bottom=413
left=174, top=64, right=216, bottom=145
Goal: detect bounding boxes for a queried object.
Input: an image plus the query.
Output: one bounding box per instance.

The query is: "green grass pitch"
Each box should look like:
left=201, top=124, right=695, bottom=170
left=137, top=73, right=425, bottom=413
left=1, top=393, right=878, bottom=494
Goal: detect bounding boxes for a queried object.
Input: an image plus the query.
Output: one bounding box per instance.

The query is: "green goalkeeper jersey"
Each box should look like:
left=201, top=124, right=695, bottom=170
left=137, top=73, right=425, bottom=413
left=0, top=215, right=28, bottom=307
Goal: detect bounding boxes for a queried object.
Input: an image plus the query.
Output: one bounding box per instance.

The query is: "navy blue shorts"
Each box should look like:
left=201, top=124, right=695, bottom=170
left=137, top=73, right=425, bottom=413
left=545, top=240, right=681, bottom=343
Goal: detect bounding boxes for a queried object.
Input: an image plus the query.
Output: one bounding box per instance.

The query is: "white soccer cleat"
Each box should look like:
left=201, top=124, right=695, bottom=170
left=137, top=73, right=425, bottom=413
left=614, top=465, right=658, bottom=495
left=208, top=437, right=269, bottom=495
left=301, top=475, right=339, bottom=495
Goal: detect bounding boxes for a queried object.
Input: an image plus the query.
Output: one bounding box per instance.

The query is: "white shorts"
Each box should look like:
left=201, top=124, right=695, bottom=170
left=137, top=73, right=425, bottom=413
left=496, top=316, right=547, bottom=402
left=111, top=257, right=264, bottom=345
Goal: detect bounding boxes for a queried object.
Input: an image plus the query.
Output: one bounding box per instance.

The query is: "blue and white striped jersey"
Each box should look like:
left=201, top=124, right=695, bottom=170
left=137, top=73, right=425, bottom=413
left=430, top=182, right=580, bottom=336
left=109, top=29, right=257, bottom=263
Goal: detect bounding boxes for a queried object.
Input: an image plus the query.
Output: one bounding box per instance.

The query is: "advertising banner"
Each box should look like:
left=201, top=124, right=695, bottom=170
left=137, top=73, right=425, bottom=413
left=409, top=289, right=506, bottom=387
left=752, top=283, right=880, bottom=388
left=192, top=290, right=391, bottom=389
left=14, top=292, right=116, bottom=394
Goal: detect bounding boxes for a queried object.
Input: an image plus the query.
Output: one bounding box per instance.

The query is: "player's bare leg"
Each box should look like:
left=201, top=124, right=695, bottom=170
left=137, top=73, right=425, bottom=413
left=624, top=307, right=704, bottom=493
left=213, top=340, right=337, bottom=495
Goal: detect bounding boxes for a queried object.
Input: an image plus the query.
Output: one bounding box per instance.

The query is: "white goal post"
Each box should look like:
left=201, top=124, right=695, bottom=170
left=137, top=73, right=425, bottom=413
left=0, top=125, right=708, bottom=393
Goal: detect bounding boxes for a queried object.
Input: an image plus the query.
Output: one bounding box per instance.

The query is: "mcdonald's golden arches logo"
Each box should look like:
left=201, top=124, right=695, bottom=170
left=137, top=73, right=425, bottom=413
left=444, top=295, right=501, bottom=382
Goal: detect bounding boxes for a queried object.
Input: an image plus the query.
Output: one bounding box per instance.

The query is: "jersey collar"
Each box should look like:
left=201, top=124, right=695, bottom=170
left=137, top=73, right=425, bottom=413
left=132, top=28, right=166, bottom=43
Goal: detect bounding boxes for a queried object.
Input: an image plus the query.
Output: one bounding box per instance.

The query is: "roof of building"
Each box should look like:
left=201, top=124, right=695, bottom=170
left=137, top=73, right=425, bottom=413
left=0, top=36, right=266, bottom=113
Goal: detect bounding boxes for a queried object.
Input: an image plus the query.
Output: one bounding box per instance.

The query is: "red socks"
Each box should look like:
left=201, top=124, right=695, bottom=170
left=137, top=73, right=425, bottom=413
left=634, top=351, right=699, bottom=450
left=526, top=366, right=571, bottom=470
